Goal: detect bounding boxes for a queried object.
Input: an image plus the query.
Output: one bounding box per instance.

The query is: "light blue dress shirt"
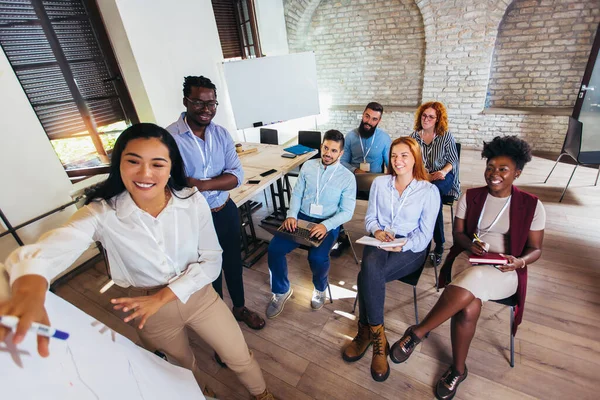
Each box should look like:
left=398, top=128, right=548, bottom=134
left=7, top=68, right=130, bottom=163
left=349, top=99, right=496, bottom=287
left=166, top=112, right=243, bottom=209
left=341, top=127, right=392, bottom=173
left=365, top=176, right=440, bottom=252
left=287, top=159, right=357, bottom=232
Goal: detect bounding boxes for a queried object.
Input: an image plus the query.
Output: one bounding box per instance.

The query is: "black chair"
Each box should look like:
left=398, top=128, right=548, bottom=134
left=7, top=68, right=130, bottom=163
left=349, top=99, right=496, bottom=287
left=491, top=295, right=517, bottom=367
left=352, top=244, right=431, bottom=325
left=260, top=128, right=278, bottom=145
left=544, top=116, right=600, bottom=202
left=298, top=130, right=322, bottom=159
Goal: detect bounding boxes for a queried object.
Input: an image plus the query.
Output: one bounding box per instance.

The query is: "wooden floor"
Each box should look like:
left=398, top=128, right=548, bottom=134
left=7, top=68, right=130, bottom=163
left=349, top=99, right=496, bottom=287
left=53, top=149, right=600, bottom=400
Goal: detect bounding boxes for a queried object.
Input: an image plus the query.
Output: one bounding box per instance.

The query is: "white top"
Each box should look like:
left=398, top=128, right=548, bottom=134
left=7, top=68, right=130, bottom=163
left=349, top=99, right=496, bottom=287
left=4, top=187, right=222, bottom=304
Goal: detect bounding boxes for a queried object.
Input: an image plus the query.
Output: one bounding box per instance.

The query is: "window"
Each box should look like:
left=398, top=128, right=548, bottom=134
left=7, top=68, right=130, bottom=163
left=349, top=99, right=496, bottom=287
left=0, top=0, right=138, bottom=179
left=212, top=0, right=262, bottom=59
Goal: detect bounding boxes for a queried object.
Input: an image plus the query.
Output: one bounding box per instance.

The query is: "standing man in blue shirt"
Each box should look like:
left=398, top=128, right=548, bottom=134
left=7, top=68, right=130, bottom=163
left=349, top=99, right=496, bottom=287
left=166, top=76, right=266, bottom=333
left=265, top=130, right=357, bottom=318
left=340, top=102, right=392, bottom=175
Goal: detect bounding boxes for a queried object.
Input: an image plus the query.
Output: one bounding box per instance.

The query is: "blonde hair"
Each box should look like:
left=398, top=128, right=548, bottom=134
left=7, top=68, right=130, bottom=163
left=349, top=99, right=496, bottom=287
left=388, top=137, right=430, bottom=181
left=413, top=101, right=449, bottom=136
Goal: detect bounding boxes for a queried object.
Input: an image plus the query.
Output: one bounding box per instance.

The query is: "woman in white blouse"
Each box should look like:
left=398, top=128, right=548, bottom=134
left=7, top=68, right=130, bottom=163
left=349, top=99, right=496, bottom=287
left=0, top=123, right=275, bottom=400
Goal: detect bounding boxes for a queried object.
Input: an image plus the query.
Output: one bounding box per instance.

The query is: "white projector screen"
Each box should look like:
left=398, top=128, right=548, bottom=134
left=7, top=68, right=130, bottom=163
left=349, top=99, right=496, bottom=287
left=223, top=52, right=320, bottom=129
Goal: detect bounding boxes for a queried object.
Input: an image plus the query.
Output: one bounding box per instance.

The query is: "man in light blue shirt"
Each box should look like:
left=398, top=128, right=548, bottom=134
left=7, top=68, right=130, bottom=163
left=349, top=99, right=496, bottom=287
left=266, top=130, right=357, bottom=318
left=341, top=102, right=392, bottom=175
left=166, top=76, right=265, bottom=333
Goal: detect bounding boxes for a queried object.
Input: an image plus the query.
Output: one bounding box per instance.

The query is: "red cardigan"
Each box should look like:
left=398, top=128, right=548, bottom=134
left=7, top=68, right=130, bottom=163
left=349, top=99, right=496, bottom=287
left=438, top=185, right=539, bottom=334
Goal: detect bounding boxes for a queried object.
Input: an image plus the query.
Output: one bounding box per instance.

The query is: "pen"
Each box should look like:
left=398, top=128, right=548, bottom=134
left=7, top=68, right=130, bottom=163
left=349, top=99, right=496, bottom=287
left=0, top=315, right=70, bottom=340
left=473, top=233, right=482, bottom=243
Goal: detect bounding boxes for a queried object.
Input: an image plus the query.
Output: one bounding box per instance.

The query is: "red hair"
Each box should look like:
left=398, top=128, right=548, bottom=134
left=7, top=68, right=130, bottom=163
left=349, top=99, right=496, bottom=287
left=413, top=101, right=449, bottom=136
left=388, top=137, right=430, bottom=181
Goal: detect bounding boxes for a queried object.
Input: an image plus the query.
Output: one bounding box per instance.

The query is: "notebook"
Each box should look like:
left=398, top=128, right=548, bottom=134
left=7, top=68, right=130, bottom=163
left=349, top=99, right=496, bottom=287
left=283, top=144, right=314, bottom=155
left=356, top=236, right=407, bottom=249
left=468, top=252, right=508, bottom=265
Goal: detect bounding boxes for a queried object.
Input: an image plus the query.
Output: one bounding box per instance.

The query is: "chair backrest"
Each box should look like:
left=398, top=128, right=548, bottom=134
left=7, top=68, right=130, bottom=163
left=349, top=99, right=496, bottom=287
left=562, top=116, right=583, bottom=161
left=455, top=142, right=462, bottom=159
left=299, top=130, right=321, bottom=159
left=355, top=173, right=385, bottom=193
left=260, top=128, right=278, bottom=145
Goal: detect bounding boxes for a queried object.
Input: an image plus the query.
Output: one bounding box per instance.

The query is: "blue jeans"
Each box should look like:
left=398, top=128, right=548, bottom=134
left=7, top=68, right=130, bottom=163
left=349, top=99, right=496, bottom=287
left=268, top=212, right=340, bottom=294
left=357, top=245, right=427, bottom=325
left=432, top=171, right=454, bottom=250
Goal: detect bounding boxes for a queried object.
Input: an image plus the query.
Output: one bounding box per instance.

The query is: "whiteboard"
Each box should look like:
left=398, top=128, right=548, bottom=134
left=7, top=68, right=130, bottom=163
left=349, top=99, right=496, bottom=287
left=223, top=52, right=320, bottom=129
left=0, top=291, right=203, bottom=400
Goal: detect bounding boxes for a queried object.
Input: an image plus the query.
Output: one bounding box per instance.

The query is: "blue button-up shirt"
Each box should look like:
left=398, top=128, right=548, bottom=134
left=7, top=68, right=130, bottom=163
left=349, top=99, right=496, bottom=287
left=166, top=112, right=243, bottom=209
left=341, top=127, right=391, bottom=173
left=365, top=176, right=440, bottom=252
left=287, top=159, right=357, bottom=232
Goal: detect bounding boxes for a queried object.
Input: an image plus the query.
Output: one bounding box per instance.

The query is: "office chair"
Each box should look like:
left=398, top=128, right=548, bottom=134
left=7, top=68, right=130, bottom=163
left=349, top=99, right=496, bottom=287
left=352, top=244, right=431, bottom=326
left=260, top=128, right=278, bottom=145
left=298, top=130, right=322, bottom=159
left=491, top=295, right=517, bottom=367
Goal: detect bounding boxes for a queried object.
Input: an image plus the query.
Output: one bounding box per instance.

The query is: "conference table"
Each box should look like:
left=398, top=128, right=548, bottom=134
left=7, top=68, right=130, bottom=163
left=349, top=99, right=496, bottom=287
left=230, top=142, right=318, bottom=267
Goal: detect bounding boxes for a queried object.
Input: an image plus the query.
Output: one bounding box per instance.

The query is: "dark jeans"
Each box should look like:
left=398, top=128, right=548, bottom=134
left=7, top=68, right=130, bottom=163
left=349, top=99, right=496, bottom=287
left=431, top=171, right=454, bottom=250
left=211, top=198, right=245, bottom=308
left=357, top=245, right=427, bottom=325
left=268, top=212, right=340, bottom=294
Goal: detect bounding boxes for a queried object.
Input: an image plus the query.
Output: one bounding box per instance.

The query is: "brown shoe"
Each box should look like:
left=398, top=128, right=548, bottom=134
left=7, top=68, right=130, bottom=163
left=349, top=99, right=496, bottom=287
left=342, top=321, right=372, bottom=362
left=435, top=365, right=468, bottom=400
left=390, top=325, right=422, bottom=364
left=233, top=306, right=266, bottom=330
left=370, top=324, right=390, bottom=382
left=251, top=388, right=276, bottom=400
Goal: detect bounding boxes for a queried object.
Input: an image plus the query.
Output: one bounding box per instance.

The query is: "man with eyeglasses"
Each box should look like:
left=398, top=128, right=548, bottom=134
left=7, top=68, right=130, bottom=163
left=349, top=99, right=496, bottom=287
left=166, top=76, right=266, bottom=338
left=333, top=102, right=391, bottom=257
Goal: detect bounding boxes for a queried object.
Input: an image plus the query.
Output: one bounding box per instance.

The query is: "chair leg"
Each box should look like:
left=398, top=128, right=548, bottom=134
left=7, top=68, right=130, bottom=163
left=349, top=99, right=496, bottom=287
left=413, top=285, right=419, bottom=325
left=345, top=229, right=360, bottom=265
left=509, top=305, right=515, bottom=367
left=594, top=166, right=599, bottom=186
left=433, top=262, right=439, bottom=292
left=352, top=292, right=358, bottom=314
left=559, top=164, right=578, bottom=202
left=450, top=203, right=455, bottom=231
left=327, top=282, right=333, bottom=304
left=544, top=152, right=567, bottom=183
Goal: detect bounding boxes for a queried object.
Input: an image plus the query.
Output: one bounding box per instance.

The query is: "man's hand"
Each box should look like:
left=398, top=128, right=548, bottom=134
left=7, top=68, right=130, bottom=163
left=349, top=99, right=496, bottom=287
left=188, top=177, right=209, bottom=191
left=309, top=223, right=328, bottom=240
left=374, top=230, right=394, bottom=242
left=111, top=288, right=174, bottom=330
left=430, top=170, right=447, bottom=181
left=354, top=169, right=367, bottom=174
left=283, top=217, right=297, bottom=232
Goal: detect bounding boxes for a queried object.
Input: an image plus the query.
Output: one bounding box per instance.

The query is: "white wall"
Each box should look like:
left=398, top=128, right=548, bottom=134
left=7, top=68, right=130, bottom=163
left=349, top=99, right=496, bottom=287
left=0, top=49, right=78, bottom=260
left=255, top=0, right=290, bottom=56
left=104, top=0, right=238, bottom=137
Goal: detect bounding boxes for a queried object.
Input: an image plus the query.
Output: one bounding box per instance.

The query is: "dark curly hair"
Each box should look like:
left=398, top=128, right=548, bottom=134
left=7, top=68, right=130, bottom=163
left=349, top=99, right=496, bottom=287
left=481, top=135, right=532, bottom=170
left=183, top=76, right=217, bottom=98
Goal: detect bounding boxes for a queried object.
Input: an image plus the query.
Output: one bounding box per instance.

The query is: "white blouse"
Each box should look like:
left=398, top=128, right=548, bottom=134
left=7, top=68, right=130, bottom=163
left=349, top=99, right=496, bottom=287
left=5, top=187, right=222, bottom=304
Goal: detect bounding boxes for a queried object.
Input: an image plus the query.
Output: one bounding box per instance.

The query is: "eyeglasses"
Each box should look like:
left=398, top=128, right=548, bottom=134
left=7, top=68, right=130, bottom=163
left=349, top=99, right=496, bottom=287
left=186, top=98, right=219, bottom=110
left=422, top=113, right=437, bottom=121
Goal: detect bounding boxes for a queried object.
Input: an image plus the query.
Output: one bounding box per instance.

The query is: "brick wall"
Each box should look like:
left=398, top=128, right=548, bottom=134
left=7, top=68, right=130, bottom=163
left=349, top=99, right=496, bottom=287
left=488, top=0, right=599, bottom=107
left=284, top=0, right=598, bottom=152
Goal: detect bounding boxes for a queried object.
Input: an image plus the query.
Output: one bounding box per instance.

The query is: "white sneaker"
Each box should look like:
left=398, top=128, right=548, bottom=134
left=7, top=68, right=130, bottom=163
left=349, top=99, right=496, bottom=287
left=266, top=288, right=293, bottom=319
left=311, top=288, right=327, bottom=310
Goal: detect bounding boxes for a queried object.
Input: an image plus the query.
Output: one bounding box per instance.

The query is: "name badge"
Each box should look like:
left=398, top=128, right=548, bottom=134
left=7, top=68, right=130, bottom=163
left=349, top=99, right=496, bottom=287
left=310, top=203, right=324, bottom=216
left=360, top=162, right=371, bottom=172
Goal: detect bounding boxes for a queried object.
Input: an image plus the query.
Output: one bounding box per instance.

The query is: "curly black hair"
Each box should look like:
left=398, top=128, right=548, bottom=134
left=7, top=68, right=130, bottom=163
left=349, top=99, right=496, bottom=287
left=183, top=76, right=217, bottom=98
left=481, top=135, right=532, bottom=170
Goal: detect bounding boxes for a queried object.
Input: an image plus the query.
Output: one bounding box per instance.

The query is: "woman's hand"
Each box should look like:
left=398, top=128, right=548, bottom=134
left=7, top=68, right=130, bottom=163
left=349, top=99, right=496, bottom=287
left=374, top=230, right=394, bottom=242
left=497, top=254, right=526, bottom=272
left=111, top=288, right=174, bottom=329
left=382, top=245, right=404, bottom=252
left=0, top=275, right=50, bottom=357
left=470, top=240, right=488, bottom=256
left=430, top=170, right=447, bottom=181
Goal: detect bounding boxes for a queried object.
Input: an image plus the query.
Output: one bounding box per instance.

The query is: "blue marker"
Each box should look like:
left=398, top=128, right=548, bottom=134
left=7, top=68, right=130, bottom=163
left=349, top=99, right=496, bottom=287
left=0, top=315, right=69, bottom=340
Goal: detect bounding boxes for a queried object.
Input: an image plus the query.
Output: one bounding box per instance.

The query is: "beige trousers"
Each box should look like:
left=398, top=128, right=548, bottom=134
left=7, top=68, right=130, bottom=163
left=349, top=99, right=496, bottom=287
left=129, top=284, right=266, bottom=396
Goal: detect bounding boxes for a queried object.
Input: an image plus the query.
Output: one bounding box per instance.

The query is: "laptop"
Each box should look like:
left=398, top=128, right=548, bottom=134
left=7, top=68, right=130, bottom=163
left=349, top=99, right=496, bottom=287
left=261, top=219, right=327, bottom=247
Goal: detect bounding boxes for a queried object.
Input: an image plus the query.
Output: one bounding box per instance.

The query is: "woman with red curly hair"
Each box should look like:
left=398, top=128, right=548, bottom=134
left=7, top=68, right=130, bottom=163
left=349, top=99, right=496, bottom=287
left=410, top=101, right=460, bottom=265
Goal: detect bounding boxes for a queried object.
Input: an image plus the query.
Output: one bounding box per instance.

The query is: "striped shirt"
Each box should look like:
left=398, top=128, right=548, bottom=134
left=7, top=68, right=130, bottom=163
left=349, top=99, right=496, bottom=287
left=410, top=131, right=461, bottom=199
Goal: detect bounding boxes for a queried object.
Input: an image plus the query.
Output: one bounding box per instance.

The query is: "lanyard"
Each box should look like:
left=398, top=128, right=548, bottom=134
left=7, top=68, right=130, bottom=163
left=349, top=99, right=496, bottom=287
left=138, top=211, right=181, bottom=278
left=186, top=117, right=212, bottom=178
left=315, top=161, right=340, bottom=205
left=389, top=177, right=413, bottom=225
left=477, top=195, right=511, bottom=238
left=359, top=135, right=374, bottom=163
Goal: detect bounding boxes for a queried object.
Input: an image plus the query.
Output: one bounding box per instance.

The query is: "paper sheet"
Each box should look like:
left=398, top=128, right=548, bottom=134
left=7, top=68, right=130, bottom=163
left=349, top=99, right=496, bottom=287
left=0, top=290, right=203, bottom=400
left=355, top=236, right=407, bottom=248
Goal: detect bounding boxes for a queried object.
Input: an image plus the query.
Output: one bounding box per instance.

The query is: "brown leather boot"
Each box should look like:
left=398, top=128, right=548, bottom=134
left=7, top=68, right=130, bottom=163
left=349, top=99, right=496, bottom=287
left=342, top=321, right=372, bottom=362
left=251, top=388, right=276, bottom=400
left=370, top=324, right=390, bottom=382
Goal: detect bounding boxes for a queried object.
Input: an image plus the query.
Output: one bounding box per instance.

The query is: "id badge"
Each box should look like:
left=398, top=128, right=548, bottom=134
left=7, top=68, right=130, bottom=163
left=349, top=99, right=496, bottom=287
left=310, top=203, right=324, bottom=216
left=360, top=162, right=371, bottom=172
